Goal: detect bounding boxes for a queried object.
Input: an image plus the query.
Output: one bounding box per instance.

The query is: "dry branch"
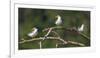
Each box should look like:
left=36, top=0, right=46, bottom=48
left=43, top=26, right=90, bottom=40
left=39, top=41, right=42, bottom=49
left=19, top=37, right=68, bottom=44
left=44, top=28, right=53, bottom=38
left=79, top=32, right=90, bottom=40
left=19, top=26, right=88, bottom=48
left=19, top=37, right=85, bottom=47
left=56, top=40, right=85, bottom=48
left=67, top=41, right=85, bottom=46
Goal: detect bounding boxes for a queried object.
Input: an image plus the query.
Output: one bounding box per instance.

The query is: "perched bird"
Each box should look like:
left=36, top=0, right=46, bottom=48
left=28, top=27, right=38, bottom=38
left=78, top=24, right=84, bottom=32
left=55, top=15, right=62, bottom=25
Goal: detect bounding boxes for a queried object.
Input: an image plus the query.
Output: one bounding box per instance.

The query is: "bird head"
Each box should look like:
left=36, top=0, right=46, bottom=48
left=55, top=15, right=61, bottom=19
left=32, top=27, right=38, bottom=31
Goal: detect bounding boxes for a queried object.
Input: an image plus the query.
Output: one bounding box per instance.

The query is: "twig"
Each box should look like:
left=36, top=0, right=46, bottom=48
left=39, top=41, right=42, bottom=49
left=67, top=40, right=85, bottom=46
left=21, top=38, right=25, bottom=41
left=44, top=28, right=53, bottom=37
left=43, top=27, right=63, bottom=41
left=42, top=26, right=63, bottom=32
left=56, top=44, right=58, bottom=48
left=79, top=32, right=90, bottom=40
left=51, top=31, right=60, bottom=37
left=59, top=38, right=68, bottom=44
left=43, top=26, right=67, bottom=43
left=43, top=26, right=90, bottom=40
left=19, top=26, right=87, bottom=48
left=56, top=43, right=67, bottom=48
left=56, top=40, right=85, bottom=48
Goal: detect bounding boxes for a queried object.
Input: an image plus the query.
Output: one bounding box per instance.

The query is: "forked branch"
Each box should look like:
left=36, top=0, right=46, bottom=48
left=19, top=37, right=85, bottom=47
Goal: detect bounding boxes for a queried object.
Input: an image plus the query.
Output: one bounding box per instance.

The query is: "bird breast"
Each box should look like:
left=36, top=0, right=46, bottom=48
left=55, top=18, right=62, bottom=25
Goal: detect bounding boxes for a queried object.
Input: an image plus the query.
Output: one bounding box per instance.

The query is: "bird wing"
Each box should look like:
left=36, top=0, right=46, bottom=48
left=28, top=32, right=33, bottom=37
left=55, top=18, right=62, bottom=25
left=28, top=29, right=38, bottom=37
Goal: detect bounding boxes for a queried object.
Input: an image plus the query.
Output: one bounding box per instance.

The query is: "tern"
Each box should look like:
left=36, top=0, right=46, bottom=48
left=55, top=15, right=62, bottom=25
left=28, top=27, right=38, bottom=38
left=78, top=24, right=84, bottom=32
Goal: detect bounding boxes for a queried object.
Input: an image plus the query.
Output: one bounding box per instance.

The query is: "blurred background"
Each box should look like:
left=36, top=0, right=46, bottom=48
left=18, top=8, right=90, bottom=50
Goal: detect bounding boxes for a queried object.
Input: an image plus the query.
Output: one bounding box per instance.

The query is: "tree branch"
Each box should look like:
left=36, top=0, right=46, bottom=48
left=67, top=40, right=85, bottom=46
left=44, top=28, right=53, bottom=37
left=19, top=37, right=68, bottom=44
left=79, top=32, right=90, bottom=40
left=43, top=26, right=90, bottom=40
left=42, top=26, right=64, bottom=32
left=19, top=37, right=85, bottom=47
left=56, top=40, right=85, bottom=48
left=19, top=26, right=87, bottom=48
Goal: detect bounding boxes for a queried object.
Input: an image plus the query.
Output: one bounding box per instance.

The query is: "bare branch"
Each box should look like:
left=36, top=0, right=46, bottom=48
left=39, top=41, right=42, bottom=49
left=56, top=44, right=58, bottom=48
left=56, top=41, right=85, bottom=48
left=42, top=26, right=63, bottom=32
left=51, top=31, right=60, bottom=37
left=19, top=37, right=85, bottom=47
left=67, top=41, right=85, bottom=46
left=79, top=32, right=90, bottom=40
left=21, top=38, right=25, bottom=41
left=56, top=43, right=66, bottom=48
left=44, top=28, right=53, bottom=37
left=19, top=37, right=68, bottom=44
left=43, top=26, right=90, bottom=40
left=19, top=26, right=87, bottom=48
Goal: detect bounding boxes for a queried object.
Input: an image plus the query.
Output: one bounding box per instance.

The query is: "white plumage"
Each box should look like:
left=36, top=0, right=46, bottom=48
left=55, top=15, right=62, bottom=25
left=78, top=24, right=84, bottom=32
left=28, top=27, right=38, bottom=37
